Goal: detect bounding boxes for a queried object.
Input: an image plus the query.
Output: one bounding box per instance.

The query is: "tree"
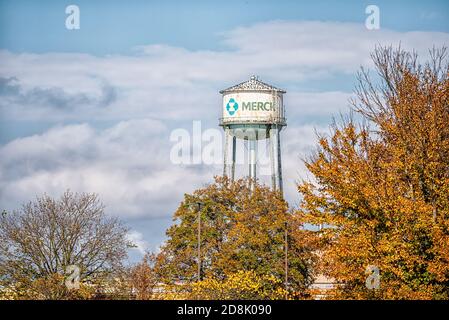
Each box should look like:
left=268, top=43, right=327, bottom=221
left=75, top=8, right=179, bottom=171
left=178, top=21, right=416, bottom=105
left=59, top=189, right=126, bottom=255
left=0, top=190, right=132, bottom=299
left=157, top=176, right=314, bottom=298
left=129, top=252, right=159, bottom=300
left=297, top=46, right=449, bottom=299
left=188, top=270, right=287, bottom=300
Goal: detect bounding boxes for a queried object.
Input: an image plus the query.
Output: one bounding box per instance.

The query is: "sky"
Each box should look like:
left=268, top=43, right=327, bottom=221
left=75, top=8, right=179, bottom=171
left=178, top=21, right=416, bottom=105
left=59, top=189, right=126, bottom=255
left=0, top=0, right=448, bottom=262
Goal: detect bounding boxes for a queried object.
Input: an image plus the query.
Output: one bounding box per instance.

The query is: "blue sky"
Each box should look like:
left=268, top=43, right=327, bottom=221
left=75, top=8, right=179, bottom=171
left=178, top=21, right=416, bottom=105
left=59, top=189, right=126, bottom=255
left=1, top=0, right=448, bottom=54
left=0, top=0, right=448, bottom=262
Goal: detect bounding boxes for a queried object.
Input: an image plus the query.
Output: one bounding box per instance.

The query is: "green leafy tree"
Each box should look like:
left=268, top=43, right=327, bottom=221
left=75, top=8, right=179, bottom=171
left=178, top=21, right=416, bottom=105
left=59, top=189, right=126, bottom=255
left=157, top=176, right=314, bottom=297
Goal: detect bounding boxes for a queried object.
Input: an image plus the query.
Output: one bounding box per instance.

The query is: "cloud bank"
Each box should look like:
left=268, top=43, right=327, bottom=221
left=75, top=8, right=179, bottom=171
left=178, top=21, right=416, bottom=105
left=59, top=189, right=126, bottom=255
left=1, top=20, right=447, bottom=255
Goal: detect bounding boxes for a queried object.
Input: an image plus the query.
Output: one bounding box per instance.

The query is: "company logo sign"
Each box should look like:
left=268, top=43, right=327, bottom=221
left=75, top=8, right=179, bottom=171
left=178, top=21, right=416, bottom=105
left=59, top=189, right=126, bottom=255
left=226, top=98, right=239, bottom=116
left=225, top=98, right=277, bottom=117
left=242, top=101, right=275, bottom=111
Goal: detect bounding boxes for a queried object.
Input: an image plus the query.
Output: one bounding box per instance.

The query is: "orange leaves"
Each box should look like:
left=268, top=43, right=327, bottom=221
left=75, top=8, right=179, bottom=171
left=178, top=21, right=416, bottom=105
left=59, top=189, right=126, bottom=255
left=158, top=176, right=314, bottom=297
left=297, top=46, right=449, bottom=299
left=129, top=253, right=159, bottom=300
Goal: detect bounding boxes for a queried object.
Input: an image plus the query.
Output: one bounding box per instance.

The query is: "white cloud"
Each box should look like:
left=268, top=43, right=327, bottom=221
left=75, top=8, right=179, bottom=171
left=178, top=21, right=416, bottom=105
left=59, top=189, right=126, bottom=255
left=286, top=91, right=353, bottom=118
left=1, top=21, right=448, bottom=122
left=0, top=117, right=325, bottom=220
left=0, top=119, right=214, bottom=218
left=0, top=19, right=448, bottom=252
left=126, top=231, right=149, bottom=256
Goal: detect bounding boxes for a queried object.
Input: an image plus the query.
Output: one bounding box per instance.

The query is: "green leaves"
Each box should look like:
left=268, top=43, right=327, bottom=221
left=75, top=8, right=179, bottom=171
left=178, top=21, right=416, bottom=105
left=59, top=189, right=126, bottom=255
left=157, top=176, right=314, bottom=297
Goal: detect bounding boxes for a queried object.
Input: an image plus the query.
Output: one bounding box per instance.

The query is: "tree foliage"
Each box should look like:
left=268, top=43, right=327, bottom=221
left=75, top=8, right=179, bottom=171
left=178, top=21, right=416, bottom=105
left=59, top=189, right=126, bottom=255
left=297, top=46, right=449, bottom=299
left=0, top=191, right=132, bottom=299
left=188, top=270, right=288, bottom=300
left=128, top=252, right=159, bottom=300
left=157, top=176, right=315, bottom=297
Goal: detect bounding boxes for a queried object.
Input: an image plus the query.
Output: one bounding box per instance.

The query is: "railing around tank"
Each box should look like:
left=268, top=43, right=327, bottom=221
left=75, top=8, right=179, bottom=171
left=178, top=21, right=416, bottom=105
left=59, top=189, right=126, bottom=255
left=219, top=116, right=287, bottom=126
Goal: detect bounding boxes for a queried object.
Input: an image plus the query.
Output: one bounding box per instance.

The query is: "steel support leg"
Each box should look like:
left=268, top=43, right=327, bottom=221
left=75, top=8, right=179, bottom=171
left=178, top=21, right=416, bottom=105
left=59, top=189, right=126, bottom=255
left=223, top=127, right=229, bottom=177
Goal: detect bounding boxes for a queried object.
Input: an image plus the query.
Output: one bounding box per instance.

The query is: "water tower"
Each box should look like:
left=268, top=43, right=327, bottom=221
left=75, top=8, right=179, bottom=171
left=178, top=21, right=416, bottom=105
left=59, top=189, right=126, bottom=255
left=219, top=76, right=286, bottom=193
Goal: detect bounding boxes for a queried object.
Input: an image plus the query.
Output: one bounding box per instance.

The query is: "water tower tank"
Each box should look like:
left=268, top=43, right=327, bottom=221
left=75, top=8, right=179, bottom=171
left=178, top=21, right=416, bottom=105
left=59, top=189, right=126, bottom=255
left=219, top=75, right=286, bottom=139
left=219, top=76, right=286, bottom=192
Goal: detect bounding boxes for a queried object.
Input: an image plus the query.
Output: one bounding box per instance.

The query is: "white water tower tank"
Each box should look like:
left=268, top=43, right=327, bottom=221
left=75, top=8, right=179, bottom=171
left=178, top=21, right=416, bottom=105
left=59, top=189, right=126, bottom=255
left=219, top=76, right=286, bottom=192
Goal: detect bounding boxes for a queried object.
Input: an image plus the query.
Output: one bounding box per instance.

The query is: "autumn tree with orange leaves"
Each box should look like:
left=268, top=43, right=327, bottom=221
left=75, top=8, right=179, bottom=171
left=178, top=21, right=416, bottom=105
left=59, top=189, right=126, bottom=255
left=128, top=253, right=160, bottom=300
left=298, top=46, right=449, bottom=299
left=156, top=176, right=315, bottom=298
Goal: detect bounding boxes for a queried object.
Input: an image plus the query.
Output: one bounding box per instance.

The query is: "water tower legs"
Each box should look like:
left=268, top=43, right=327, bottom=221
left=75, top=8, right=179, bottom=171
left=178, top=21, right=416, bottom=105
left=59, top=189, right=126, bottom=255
left=269, top=129, right=276, bottom=190
left=231, top=136, right=236, bottom=181
left=223, top=127, right=237, bottom=181
left=223, top=127, right=229, bottom=178
left=248, top=139, right=257, bottom=187
left=223, top=125, right=282, bottom=195
left=269, top=126, right=283, bottom=194
left=276, top=126, right=283, bottom=194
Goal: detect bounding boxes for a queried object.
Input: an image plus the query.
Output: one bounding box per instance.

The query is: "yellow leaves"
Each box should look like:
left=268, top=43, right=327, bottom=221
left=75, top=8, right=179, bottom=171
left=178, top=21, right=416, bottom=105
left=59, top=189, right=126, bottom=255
left=1, top=273, right=96, bottom=300
left=187, top=270, right=287, bottom=300
left=160, top=176, right=313, bottom=295
left=297, top=46, right=449, bottom=299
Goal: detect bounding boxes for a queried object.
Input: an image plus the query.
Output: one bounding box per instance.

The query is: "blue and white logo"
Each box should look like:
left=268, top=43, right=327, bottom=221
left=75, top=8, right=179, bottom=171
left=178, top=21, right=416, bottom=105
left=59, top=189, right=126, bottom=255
left=226, top=98, right=239, bottom=116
